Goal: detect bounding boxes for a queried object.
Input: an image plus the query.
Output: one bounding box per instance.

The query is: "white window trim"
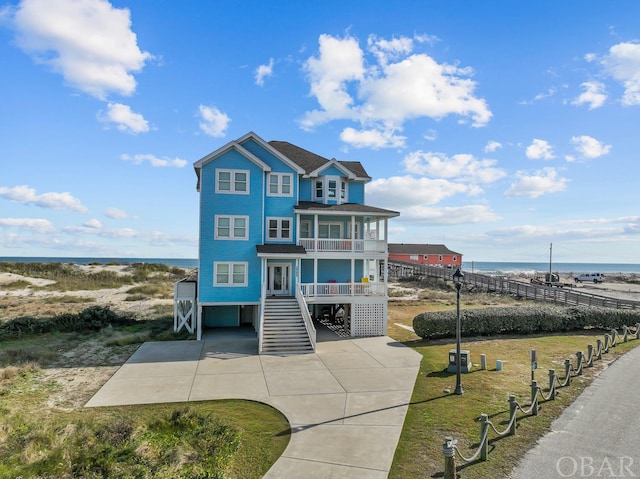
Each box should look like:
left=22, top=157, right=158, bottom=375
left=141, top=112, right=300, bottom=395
left=300, top=220, right=312, bottom=238
left=318, top=222, right=343, bottom=239
left=267, top=172, right=294, bottom=197
left=215, top=215, right=249, bottom=240
left=214, top=262, right=248, bottom=287
left=346, top=221, right=361, bottom=239
left=314, top=175, right=348, bottom=204
left=216, top=169, right=250, bottom=194
left=266, top=217, right=292, bottom=241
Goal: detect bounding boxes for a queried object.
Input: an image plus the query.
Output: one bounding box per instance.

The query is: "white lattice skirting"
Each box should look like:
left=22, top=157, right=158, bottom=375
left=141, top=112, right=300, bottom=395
left=351, top=300, right=387, bottom=336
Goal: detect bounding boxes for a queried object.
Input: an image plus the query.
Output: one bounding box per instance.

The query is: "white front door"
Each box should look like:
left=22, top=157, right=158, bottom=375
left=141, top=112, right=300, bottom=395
left=267, top=263, right=290, bottom=296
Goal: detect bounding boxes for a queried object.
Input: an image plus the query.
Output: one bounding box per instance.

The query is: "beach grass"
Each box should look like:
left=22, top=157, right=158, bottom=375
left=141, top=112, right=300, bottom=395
left=3, top=262, right=640, bottom=478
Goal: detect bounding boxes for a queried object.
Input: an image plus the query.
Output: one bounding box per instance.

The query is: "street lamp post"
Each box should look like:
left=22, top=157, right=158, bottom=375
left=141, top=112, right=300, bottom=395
left=453, top=268, right=464, bottom=395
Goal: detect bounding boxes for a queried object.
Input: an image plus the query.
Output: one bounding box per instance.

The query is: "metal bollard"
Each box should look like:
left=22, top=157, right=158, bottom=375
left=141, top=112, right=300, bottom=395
left=443, top=437, right=457, bottom=479
left=636, top=323, right=640, bottom=339
left=604, top=334, right=610, bottom=353
left=530, top=380, right=538, bottom=416
left=586, top=345, right=594, bottom=367
left=623, top=325, right=629, bottom=342
left=610, top=329, right=617, bottom=347
left=596, top=338, right=603, bottom=359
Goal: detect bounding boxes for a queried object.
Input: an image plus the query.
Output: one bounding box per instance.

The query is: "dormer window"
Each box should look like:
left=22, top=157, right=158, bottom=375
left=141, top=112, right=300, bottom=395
left=314, top=176, right=348, bottom=204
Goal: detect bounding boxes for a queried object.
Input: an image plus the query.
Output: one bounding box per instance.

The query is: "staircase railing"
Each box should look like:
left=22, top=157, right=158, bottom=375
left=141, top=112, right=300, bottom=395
left=258, top=280, right=266, bottom=353
left=296, top=284, right=316, bottom=351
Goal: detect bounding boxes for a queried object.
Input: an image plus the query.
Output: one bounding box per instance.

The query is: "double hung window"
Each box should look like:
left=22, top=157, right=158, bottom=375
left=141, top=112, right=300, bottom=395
left=214, top=262, right=247, bottom=286
left=268, top=173, right=293, bottom=196
left=216, top=169, right=249, bottom=194
left=267, top=217, right=292, bottom=241
left=215, top=215, right=248, bottom=240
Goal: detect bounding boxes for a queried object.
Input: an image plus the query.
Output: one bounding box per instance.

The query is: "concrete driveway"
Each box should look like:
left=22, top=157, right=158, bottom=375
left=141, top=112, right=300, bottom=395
left=86, top=325, right=422, bottom=478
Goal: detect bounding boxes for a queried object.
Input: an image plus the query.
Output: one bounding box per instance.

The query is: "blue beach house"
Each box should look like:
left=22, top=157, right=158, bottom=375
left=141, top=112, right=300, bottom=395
left=183, top=131, right=399, bottom=353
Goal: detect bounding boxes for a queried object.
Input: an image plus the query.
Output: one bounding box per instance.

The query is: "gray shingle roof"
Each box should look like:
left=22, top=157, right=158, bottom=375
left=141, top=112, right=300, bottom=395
left=295, top=201, right=399, bottom=216
left=256, top=244, right=307, bottom=255
left=269, top=141, right=370, bottom=179
left=388, top=243, right=461, bottom=256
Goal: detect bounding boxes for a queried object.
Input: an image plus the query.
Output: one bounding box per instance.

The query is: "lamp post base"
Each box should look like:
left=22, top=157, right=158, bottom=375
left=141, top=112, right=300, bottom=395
left=454, top=385, right=464, bottom=395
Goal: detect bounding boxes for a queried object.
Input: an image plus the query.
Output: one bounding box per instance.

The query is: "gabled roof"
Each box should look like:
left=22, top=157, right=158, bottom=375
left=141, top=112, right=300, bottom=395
left=237, top=131, right=305, bottom=175
left=308, top=158, right=355, bottom=179
left=269, top=141, right=371, bottom=181
left=193, top=141, right=271, bottom=191
left=295, top=201, right=399, bottom=217
left=388, top=243, right=462, bottom=256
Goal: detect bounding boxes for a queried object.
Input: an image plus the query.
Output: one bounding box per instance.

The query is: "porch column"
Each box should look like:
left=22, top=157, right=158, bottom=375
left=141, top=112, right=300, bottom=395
left=351, top=257, right=355, bottom=296
left=314, top=214, right=319, bottom=252
left=351, top=215, right=355, bottom=251
left=313, top=257, right=318, bottom=297
left=295, top=212, right=300, bottom=247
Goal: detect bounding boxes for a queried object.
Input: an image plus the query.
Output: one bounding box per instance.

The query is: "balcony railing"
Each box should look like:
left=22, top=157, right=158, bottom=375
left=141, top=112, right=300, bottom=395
left=300, top=282, right=385, bottom=297
left=298, top=239, right=386, bottom=253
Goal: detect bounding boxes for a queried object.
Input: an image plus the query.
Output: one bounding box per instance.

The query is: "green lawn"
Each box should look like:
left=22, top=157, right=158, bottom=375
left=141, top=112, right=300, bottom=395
left=388, top=332, right=638, bottom=478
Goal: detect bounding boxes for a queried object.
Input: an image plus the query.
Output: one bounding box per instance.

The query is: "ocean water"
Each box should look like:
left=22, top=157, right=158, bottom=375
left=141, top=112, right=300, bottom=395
left=0, top=257, right=198, bottom=269
left=2, top=257, right=640, bottom=275
left=466, top=261, right=640, bottom=275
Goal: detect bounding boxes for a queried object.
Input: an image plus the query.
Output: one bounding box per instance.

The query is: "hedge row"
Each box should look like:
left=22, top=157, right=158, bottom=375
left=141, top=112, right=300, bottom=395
left=413, top=305, right=640, bottom=340
left=0, top=305, right=137, bottom=339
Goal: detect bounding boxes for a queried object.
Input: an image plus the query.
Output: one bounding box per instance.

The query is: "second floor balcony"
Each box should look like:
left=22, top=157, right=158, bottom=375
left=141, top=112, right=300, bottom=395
left=298, top=238, right=386, bottom=253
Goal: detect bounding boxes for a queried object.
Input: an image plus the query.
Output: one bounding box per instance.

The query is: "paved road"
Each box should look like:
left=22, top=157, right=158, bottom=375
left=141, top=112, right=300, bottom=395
left=510, top=345, right=640, bottom=479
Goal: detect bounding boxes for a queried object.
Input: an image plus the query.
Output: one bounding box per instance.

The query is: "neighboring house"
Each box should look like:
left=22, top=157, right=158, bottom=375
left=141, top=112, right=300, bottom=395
left=182, top=131, right=399, bottom=354
left=388, top=243, right=462, bottom=269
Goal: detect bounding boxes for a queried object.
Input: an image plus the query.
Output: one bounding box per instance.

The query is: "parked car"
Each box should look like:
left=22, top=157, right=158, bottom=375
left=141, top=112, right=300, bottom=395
left=574, top=273, right=605, bottom=283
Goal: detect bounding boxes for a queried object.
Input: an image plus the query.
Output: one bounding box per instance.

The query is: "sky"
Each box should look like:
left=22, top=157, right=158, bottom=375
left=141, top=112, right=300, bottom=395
left=1, top=0, right=640, bottom=264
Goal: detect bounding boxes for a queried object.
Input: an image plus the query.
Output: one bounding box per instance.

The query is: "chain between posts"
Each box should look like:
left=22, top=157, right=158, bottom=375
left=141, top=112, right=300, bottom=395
left=442, top=324, right=640, bottom=479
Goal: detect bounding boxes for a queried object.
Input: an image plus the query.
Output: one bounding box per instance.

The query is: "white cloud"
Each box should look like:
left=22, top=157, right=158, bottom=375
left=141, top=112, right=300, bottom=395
left=0, top=217, right=55, bottom=233
left=198, top=105, right=231, bottom=137
left=121, top=153, right=187, bottom=168
left=83, top=218, right=102, bottom=229
left=0, top=185, right=87, bottom=212
left=301, top=34, right=365, bottom=127
left=340, top=127, right=406, bottom=149
left=402, top=151, right=506, bottom=184
left=367, top=34, right=414, bottom=67
left=366, top=175, right=471, bottom=209
left=105, top=207, right=130, bottom=219
left=571, top=135, right=611, bottom=159
left=484, top=140, right=502, bottom=153
left=602, top=41, right=640, bottom=105
left=504, top=167, right=568, bottom=198
left=98, top=102, right=150, bottom=134
left=255, top=58, right=274, bottom=86
left=399, top=204, right=501, bottom=225
left=10, top=0, right=152, bottom=99
left=572, top=81, right=607, bottom=109
left=301, top=33, right=491, bottom=146
left=525, top=139, right=555, bottom=160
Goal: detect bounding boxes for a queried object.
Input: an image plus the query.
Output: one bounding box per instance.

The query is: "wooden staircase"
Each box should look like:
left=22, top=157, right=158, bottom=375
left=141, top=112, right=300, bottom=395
left=261, top=297, right=313, bottom=354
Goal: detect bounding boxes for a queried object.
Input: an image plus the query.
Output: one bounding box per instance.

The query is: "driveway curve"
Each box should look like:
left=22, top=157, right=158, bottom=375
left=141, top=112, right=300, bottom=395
left=86, top=327, right=422, bottom=478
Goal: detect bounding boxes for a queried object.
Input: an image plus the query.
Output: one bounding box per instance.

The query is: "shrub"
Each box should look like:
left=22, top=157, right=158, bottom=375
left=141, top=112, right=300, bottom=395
left=413, top=305, right=640, bottom=339
left=0, top=306, right=137, bottom=339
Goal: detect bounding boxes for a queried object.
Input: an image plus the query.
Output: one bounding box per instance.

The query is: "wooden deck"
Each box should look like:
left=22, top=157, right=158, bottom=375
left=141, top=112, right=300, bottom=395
left=388, top=260, right=640, bottom=310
